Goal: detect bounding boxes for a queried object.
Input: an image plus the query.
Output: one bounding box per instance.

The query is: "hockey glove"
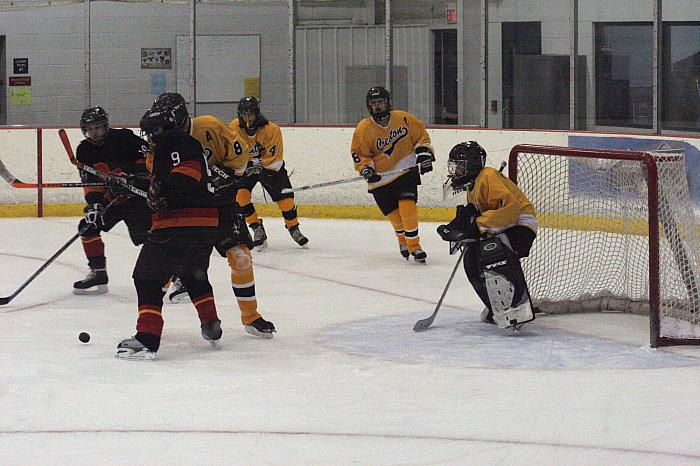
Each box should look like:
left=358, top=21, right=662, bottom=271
left=244, top=158, right=263, bottom=177
left=436, top=203, right=482, bottom=242
left=415, top=147, right=435, bottom=175
left=147, top=179, right=168, bottom=211
left=360, top=165, right=381, bottom=183
left=84, top=203, right=106, bottom=227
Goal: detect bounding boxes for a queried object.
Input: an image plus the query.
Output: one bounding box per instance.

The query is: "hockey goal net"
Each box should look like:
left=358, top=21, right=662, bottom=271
left=509, top=144, right=700, bottom=347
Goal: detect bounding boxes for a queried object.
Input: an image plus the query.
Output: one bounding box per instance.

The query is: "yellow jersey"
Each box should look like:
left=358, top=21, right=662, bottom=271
left=191, top=115, right=251, bottom=176
left=467, top=167, right=537, bottom=235
left=229, top=119, right=284, bottom=171
left=350, top=110, right=433, bottom=190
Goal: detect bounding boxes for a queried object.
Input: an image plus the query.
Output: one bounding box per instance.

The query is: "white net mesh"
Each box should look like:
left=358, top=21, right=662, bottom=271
left=513, top=146, right=700, bottom=345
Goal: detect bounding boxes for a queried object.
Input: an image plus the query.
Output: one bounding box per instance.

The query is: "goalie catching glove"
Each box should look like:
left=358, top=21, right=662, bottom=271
left=360, top=165, right=381, bottom=183
left=415, top=146, right=435, bottom=175
left=437, top=203, right=482, bottom=243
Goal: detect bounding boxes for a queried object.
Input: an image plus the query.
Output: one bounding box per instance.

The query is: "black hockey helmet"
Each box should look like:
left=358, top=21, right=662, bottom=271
left=447, top=141, right=487, bottom=189
left=237, top=96, right=266, bottom=133
left=366, top=86, right=392, bottom=121
left=80, top=106, right=109, bottom=145
left=139, top=104, right=182, bottom=142
left=152, top=92, right=189, bottom=129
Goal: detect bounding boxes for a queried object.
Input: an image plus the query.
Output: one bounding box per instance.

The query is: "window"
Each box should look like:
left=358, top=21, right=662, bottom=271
left=595, top=23, right=653, bottom=128
left=662, top=22, right=700, bottom=132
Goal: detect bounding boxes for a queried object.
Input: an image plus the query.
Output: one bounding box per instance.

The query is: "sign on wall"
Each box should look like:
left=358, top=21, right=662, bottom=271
left=141, top=48, right=172, bottom=69
left=13, top=58, right=28, bottom=74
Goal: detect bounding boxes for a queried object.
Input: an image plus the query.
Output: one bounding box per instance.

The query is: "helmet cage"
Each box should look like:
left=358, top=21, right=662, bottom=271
left=447, top=142, right=486, bottom=189
left=80, top=106, right=110, bottom=145
left=237, top=97, right=261, bottom=131
left=366, top=87, right=392, bottom=121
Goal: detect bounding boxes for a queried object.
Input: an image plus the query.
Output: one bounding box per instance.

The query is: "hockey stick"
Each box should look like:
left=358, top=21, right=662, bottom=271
left=0, top=197, right=118, bottom=305
left=58, top=129, right=148, bottom=199
left=280, top=162, right=431, bottom=194
left=0, top=157, right=108, bottom=189
left=413, top=244, right=469, bottom=331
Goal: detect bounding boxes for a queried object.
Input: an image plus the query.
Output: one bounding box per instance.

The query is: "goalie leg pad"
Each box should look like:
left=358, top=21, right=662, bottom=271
left=477, top=236, right=534, bottom=329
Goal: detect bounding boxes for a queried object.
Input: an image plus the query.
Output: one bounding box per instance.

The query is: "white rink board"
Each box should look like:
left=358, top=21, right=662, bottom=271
left=1, top=126, right=699, bottom=209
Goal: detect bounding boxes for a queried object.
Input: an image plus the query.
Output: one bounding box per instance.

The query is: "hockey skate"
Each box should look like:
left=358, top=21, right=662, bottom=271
left=411, top=249, right=427, bottom=264
left=479, top=306, right=496, bottom=325
left=250, top=221, right=268, bottom=251
left=168, top=277, right=190, bottom=304
left=244, top=317, right=276, bottom=338
left=399, top=243, right=409, bottom=260
left=288, top=225, right=309, bottom=248
left=201, top=319, right=222, bottom=349
left=73, top=268, right=108, bottom=295
left=115, top=337, right=156, bottom=361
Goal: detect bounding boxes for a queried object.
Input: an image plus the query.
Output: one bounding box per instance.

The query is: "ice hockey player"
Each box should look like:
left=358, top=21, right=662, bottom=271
left=436, top=141, right=537, bottom=330
left=73, top=106, right=151, bottom=295
left=154, top=93, right=276, bottom=338
left=229, top=96, right=308, bottom=250
left=116, top=103, right=223, bottom=360
left=351, top=86, right=435, bottom=263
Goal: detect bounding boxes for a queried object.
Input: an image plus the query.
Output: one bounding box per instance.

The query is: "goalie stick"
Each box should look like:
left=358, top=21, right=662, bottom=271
left=0, top=197, right=118, bottom=305
left=280, top=162, right=432, bottom=194
left=0, top=156, right=107, bottom=189
left=58, top=129, right=147, bottom=199
left=413, top=244, right=469, bottom=331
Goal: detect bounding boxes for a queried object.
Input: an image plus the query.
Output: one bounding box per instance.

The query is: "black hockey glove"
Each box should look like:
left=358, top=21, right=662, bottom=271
left=415, top=147, right=435, bottom=175
left=360, top=165, right=381, bottom=183
left=436, top=203, right=482, bottom=242
left=147, top=179, right=168, bottom=211
left=107, top=173, right=150, bottom=198
left=84, top=203, right=106, bottom=227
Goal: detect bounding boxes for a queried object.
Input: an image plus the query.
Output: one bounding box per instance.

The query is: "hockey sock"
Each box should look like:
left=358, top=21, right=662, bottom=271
left=278, top=198, right=300, bottom=229
left=179, top=273, right=219, bottom=323
left=227, top=246, right=261, bottom=325
left=81, top=235, right=105, bottom=266
left=134, top=279, right=166, bottom=347
left=236, top=188, right=260, bottom=225
left=387, top=209, right=407, bottom=246
left=398, top=199, right=420, bottom=252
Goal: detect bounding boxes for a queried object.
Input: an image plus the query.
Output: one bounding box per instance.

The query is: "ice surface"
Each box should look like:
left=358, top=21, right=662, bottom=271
left=1, top=216, right=699, bottom=465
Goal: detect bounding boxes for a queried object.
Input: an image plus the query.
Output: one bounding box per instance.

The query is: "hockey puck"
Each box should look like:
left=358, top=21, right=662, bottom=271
left=78, top=332, right=91, bottom=343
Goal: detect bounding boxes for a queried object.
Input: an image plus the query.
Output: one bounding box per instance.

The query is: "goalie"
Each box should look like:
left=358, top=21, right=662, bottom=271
left=437, top=141, right=537, bottom=329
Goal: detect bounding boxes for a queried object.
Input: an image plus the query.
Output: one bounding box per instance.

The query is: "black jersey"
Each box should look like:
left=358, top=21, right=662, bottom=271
left=76, top=128, right=149, bottom=204
left=149, top=130, right=218, bottom=232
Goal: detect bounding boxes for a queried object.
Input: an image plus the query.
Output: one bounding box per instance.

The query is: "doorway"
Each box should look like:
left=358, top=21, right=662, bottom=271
left=0, top=37, right=6, bottom=125
left=433, top=29, right=457, bottom=125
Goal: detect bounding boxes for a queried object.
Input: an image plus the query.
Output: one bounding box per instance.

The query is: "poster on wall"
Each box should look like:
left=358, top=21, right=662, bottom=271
left=141, top=48, right=172, bottom=69
left=10, top=87, right=31, bottom=105
left=13, top=58, right=28, bottom=74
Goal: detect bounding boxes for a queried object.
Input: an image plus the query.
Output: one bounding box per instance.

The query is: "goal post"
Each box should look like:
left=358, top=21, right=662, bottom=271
left=508, top=144, right=700, bottom=347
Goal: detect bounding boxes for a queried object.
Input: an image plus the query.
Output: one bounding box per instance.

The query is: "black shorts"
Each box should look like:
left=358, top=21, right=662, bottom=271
left=241, top=163, right=293, bottom=202
left=214, top=204, right=254, bottom=256
left=370, top=172, right=420, bottom=216
left=502, top=225, right=536, bottom=258
left=132, top=228, right=217, bottom=282
left=80, top=198, right=152, bottom=246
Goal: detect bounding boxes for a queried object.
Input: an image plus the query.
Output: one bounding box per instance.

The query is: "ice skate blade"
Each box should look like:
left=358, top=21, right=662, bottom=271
left=168, top=292, right=191, bottom=304
left=72, top=284, right=108, bottom=295
left=255, top=241, right=268, bottom=252
left=115, top=348, right=156, bottom=361
left=207, top=339, right=222, bottom=349
left=244, top=325, right=275, bottom=339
